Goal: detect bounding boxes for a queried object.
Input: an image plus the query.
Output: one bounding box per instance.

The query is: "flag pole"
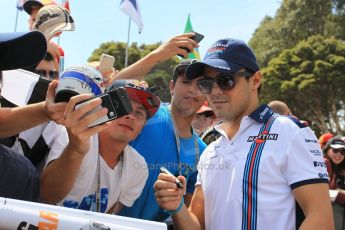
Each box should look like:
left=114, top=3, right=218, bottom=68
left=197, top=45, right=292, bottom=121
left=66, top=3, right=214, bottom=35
left=14, top=9, right=19, bottom=32
left=125, top=17, right=131, bottom=67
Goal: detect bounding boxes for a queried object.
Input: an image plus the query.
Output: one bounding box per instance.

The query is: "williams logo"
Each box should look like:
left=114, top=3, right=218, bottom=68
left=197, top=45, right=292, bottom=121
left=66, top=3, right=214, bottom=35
left=318, top=173, right=329, bottom=179
left=247, top=131, right=278, bottom=143
left=313, top=161, right=326, bottom=168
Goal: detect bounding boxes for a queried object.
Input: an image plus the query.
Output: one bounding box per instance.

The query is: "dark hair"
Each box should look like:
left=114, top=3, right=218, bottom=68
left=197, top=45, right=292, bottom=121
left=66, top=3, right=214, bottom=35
left=43, top=52, right=54, bottom=62
left=172, top=59, right=198, bottom=85
left=323, top=137, right=345, bottom=174
left=172, top=65, right=188, bottom=85
left=243, top=68, right=261, bottom=94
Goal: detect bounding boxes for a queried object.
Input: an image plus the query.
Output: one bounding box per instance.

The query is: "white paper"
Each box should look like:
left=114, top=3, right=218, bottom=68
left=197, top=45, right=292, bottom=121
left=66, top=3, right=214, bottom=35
left=2, top=69, right=40, bottom=106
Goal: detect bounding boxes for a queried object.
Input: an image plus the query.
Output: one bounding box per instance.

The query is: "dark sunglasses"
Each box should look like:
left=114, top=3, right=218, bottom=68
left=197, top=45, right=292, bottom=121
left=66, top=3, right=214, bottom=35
left=34, top=69, right=59, bottom=79
left=196, top=71, right=253, bottom=94
left=333, top=148, right=345, bottom=156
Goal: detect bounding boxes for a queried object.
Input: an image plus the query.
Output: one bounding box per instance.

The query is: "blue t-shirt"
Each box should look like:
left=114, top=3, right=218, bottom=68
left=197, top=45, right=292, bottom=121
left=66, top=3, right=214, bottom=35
left=119, top=105, right=206, bottom=221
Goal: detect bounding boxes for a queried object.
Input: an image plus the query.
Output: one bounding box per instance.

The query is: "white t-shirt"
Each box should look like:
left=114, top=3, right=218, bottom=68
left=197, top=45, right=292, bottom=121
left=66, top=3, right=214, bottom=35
left=11, top=121, right=66, bottom=173
left=46, top=134, right=148, bottom=213
left=196, top=106, right=328, bottom=230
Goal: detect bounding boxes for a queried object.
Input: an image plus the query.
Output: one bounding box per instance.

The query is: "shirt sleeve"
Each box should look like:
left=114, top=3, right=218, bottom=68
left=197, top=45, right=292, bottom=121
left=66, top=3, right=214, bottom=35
left=44, top=125, right=69, bottom=166
left=283, top=126, right=329, bottom=189
left=119, top=152, right=148, bottom=207
left=196, top=151, right=208, bottom=187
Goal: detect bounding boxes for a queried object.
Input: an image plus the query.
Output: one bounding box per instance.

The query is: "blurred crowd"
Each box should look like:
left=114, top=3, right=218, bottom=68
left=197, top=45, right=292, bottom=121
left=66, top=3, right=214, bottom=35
left=0, top=1, right=342, bottom=230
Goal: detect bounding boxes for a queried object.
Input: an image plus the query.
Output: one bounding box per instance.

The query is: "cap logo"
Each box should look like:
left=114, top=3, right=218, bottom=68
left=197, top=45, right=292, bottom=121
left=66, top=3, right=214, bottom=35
left=206, top=46, right=226, bottom=56
left=126, top=81, right=149, bottom=91
left=34, top=13, right=60, bottom=29
left=206, top=43, right=228, bottom=56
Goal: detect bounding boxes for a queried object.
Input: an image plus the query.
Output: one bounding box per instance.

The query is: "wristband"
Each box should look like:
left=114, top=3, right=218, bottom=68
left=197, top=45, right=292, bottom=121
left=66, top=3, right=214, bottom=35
left=164, top=197, right=184, bottom=216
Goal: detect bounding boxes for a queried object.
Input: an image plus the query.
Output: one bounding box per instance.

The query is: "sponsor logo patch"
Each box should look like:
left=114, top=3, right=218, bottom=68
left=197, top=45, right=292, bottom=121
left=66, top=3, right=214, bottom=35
left=309, top=149, right=322, bottom=156
left=247, top=131, right=278, bottom=143
left=318, top=173, right=329, bottom=179
left=305, top=139, right=318, bottom=143
left=313, top=161, right=326, bottom=168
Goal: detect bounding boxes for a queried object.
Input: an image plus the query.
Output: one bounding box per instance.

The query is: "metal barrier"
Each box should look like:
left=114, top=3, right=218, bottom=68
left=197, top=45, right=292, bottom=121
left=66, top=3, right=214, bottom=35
left=0, top=197, right=167, bottom=230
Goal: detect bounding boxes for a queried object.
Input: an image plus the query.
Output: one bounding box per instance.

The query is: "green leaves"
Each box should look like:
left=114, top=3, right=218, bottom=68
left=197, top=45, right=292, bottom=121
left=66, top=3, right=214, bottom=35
left=262, top=35, right=345, bottom=134
left=88, top=41, right=179, bottom=102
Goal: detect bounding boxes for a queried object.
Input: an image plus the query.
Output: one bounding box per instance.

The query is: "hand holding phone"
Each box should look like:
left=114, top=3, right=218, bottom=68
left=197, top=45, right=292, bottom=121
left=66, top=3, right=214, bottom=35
left=191, top=31, right=205, bottom=43
left=178, top=31, right=204, bottom=58
left=75, top=87, right=133, bottom=128
left=99, top=54, right=115, bottom=73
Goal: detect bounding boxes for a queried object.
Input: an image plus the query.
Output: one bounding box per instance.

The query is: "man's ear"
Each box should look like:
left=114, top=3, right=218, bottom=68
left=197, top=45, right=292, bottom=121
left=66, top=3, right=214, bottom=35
left=252, top=71, right=262, bottom=90
left=169, top=80, right=174, bottom=96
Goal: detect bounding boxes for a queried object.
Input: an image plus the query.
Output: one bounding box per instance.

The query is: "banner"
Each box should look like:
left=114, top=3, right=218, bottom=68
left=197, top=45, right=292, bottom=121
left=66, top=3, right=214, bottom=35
left=0, top=197, right=166, bottom=230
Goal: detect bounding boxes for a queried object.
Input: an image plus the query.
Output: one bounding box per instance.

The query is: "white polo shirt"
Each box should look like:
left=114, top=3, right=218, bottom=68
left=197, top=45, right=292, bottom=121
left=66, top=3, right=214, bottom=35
left=196, top=105, right=328, bottom=230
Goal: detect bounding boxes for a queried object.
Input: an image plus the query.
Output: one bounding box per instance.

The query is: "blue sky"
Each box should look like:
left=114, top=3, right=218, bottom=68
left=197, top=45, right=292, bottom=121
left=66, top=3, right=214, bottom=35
left=2, top=0, right=281, bottom=68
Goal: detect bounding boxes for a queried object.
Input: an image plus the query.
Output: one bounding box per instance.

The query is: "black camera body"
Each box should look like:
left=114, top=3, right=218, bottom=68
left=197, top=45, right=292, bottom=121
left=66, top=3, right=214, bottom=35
left=75, top=87, right=133, bottom=127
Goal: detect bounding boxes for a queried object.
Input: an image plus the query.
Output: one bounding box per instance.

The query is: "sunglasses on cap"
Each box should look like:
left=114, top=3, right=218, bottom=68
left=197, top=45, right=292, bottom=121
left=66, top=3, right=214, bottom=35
left=196, top=71, right=253, bottom=94
left=34, top=69, right=59, bottom=80
left=332, top=148, right=345, bottom=156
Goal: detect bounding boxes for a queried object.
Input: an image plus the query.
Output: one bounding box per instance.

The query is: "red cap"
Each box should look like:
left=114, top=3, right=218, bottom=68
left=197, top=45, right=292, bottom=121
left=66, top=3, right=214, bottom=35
left=196, top=101, right=215, bottom=118
left=319, top=132, right=334, bottom=148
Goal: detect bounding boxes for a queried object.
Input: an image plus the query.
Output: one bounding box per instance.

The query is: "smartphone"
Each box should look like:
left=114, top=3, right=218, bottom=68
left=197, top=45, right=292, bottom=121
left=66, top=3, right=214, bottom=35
left=178, top=31, right=204, bottom=58
left=191, top=31, right=204, bottom=43
left=75, top=87, right=133, bottom=128
left=99, top=54, right=115, bottom=73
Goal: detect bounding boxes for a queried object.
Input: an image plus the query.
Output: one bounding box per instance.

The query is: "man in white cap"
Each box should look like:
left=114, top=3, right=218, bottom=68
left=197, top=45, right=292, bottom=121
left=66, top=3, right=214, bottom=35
left=23, top=0, right=64, bottom=71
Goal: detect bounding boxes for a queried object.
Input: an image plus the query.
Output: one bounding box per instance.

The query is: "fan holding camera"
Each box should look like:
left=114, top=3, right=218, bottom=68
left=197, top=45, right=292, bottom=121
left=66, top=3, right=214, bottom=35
left=41, top=77, right=160, bottom=214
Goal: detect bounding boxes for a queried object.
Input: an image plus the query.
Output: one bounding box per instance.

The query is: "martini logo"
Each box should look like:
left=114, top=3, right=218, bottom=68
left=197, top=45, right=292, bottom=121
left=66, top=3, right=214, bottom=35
left=247, top=131, right=278, bottom=143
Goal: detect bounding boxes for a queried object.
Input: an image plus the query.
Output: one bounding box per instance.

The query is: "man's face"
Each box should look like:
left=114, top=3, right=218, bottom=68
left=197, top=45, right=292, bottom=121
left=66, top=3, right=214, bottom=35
left=28, top=8, right=40, bottom=31
left=170, top=74, right=205, bottom=117
left=101, top=100, right=147, bottom=143
left=35, top=60, right=58, bottom=79
left=201, top=67, right=256, bottom=121
left=192, top=112, right=214, bottom=134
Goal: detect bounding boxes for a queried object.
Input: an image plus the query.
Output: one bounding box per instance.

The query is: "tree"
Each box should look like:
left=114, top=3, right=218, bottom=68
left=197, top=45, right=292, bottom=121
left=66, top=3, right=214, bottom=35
left=249, top=0, right=344, bottom=68
left=261, top=35, right=345, bottom=135
left=88, top=41, right=180, bottom=102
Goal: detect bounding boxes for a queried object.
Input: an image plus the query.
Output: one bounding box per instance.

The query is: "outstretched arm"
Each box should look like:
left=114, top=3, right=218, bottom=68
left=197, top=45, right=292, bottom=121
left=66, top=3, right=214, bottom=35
left=0, top=80, right=66, bottom=138
left=40, top=94, right=111, bottom=204
left=115, top=33, right=198, bottom=81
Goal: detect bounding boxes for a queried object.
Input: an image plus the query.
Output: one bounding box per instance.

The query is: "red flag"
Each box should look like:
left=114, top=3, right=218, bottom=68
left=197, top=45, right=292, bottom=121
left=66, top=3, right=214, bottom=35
left=61, top=0, right=70, bottom=12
